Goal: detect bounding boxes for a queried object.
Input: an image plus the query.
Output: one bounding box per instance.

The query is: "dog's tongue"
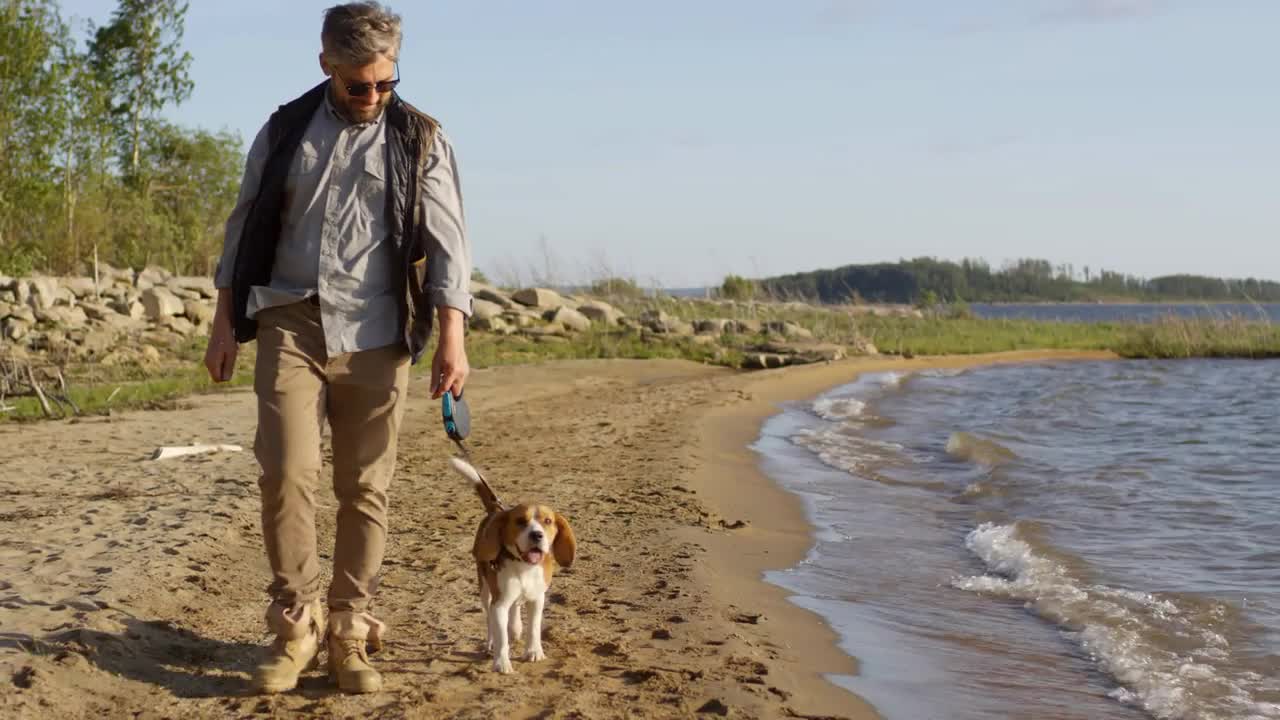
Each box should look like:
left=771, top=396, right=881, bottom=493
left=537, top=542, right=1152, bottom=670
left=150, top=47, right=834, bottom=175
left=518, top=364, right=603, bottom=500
left=523, top=549, right=544, bottom=564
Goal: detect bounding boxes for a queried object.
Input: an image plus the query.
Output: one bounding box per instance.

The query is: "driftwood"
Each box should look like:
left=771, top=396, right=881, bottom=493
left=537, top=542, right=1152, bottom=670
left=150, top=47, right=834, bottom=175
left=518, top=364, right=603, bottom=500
left=149, top=444, right=244, bottom=461
left=0, top=352, right=79, bottom=418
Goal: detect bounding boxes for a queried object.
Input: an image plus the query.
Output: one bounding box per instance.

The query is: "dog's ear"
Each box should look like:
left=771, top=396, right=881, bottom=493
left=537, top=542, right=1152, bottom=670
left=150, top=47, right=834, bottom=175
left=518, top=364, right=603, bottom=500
left=552, top=512, right=577, bottom=568
left=475, top=511, right=507, bottom=563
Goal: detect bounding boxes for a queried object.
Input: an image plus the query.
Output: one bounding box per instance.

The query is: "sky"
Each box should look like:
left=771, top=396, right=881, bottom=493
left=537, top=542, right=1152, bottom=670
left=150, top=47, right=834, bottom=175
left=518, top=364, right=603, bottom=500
left=56, top=0, right=1280, bottom=288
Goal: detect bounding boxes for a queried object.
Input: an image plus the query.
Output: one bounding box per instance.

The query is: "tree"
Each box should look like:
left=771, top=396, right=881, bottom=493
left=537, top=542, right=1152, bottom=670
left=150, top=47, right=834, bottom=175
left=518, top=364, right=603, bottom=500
left=718, top=275, right=757, bottom=301
left=0, top=0, right=73, bottom=273
left=87, top=0, right=193, bottom=180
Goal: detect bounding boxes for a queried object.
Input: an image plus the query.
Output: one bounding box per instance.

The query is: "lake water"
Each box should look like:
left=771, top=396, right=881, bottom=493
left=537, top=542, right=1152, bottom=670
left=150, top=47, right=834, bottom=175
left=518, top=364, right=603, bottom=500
left=756, top=359, right=1280, bottom=719
left=970, top=303, right=1280, bottom=324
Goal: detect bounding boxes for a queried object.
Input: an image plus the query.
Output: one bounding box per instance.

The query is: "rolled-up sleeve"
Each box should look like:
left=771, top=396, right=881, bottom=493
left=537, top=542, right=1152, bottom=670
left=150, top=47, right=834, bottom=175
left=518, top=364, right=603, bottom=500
left=421, top=128, right=473, bottom=315
left=213, top=122, right=270, bottom=289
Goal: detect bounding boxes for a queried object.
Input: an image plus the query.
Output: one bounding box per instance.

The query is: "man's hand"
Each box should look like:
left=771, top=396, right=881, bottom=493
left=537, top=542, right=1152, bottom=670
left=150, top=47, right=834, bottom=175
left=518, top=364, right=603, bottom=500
left=431, top=305, right=470, bottom=399
left=204, top=288, right=238, bottom=383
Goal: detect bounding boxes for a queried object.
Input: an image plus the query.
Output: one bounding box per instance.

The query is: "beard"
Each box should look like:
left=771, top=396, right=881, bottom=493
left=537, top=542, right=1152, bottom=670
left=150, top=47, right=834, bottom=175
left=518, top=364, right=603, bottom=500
left=335, top=89, right=392, bottom=124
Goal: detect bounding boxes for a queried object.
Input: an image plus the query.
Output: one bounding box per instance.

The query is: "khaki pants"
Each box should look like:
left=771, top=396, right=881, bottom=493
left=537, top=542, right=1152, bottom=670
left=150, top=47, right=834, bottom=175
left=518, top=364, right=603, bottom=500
left=253, top=300, right=409, bottom=616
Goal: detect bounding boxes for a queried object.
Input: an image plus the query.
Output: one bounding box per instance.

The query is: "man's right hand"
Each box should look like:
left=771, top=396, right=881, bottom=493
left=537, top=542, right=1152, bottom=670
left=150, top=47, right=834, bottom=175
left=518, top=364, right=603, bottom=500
left=204, top=289, right=238, bottom=383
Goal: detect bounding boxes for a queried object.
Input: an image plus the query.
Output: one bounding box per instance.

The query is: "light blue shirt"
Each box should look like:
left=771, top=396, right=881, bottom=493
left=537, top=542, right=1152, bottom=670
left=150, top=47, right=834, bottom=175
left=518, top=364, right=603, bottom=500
left=216, top=89, right=472, bottom=355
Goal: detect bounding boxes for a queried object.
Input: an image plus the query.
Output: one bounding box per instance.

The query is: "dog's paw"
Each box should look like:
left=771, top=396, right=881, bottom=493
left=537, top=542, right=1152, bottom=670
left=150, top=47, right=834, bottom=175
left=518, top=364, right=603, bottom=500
left=493, top=655, right=515, bottom=674
left=524, top=646, right=546, bottom=663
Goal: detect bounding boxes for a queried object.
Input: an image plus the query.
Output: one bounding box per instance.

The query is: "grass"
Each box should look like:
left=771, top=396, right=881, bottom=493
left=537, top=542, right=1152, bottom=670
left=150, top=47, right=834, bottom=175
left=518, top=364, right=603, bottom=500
left=3, top=300, right=1277, bottom=423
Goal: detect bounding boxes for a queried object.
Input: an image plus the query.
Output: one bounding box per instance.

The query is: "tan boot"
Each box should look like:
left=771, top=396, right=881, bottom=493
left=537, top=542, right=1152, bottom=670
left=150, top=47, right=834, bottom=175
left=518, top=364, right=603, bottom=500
left=252, top=599, right=325, bottom=694
left=327, top=611, right=386, bottom=694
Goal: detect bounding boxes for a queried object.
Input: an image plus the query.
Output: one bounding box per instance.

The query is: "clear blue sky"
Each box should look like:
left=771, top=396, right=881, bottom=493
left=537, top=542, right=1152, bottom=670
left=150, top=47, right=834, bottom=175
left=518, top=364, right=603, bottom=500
left=58, top=0, right=1280, bottom=288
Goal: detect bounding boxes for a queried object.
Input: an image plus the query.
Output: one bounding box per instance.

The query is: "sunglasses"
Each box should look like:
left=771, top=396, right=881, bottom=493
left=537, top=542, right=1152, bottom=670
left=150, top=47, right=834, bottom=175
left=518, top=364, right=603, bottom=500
left=337, top=63, right=400, bottom=97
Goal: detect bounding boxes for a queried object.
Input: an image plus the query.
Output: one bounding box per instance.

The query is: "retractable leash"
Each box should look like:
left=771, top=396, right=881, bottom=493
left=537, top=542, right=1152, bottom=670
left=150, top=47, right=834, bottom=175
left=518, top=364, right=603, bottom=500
left=442, top=389, right=506, bottom=508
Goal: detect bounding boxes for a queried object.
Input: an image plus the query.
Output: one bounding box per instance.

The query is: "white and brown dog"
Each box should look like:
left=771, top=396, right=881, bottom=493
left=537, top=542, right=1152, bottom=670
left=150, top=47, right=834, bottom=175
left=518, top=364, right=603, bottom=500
left=450, top=457, right=576, bottom=674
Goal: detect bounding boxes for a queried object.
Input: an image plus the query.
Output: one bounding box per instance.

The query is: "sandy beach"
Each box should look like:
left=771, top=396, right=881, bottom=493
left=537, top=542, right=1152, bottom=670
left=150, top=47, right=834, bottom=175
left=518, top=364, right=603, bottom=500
left=0, top=350, right=1113, bottom=719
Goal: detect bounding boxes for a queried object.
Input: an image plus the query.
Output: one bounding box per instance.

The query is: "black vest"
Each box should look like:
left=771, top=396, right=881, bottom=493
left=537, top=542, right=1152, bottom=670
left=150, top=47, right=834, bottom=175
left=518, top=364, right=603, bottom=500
left=230, top=82, right=440, bottom=364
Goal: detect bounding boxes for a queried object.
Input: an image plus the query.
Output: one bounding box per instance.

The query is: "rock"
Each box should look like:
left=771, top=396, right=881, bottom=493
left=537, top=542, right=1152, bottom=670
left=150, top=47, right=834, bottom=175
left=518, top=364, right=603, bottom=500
left=545, top=306, right=591, bottom=332
left=13, top=279, right=30, bottom=306
left=168, top=276, right=216, bottom=298
left=640, top=309, right=693, bottom=334
left=694, top=319, right=733, bottom=335
left=511, top=287, right=566, bottom=309
left=183, top=299, right=214, bottom=326
left=577, top=299, right=622, bottom=326
left=5, top=304, right=35, bottom=324
left=140, top=345, right=162, bottom=363
left=141, top=287, right=184, bottom=320
left=732, top=319, right=763, bottom=334
left=111, top=298, right=145, bottom=320
left=26, top=277, right=60, bottom=311
left=471, top=299, right=505, bottom=321
left=741, top=353, right=790, bottom=370
left=764, top=320, right=813, bottom=340
left=501, top=310, right=538, bottom=329
left=35, top=305, right=89, bottom=329
left=79, top=329, right=119, bottom=357
left=850, top=335, right=878, bottom=356
left=472, top=283, right=516, bottom=309
left=469, top=315, right=511, bottom=333
left=78, top=302, right=115, bottom=321
left=519, top=324, right=567, bottom=338
left=135, top=266, right=171, bottom=289
left=3, top=318, right=32, bottom=342
left=161, top=315, right=196, bottom=336
left=64, top=277, right=99, bottom=299
left=167, top=286, right=203, bottom=301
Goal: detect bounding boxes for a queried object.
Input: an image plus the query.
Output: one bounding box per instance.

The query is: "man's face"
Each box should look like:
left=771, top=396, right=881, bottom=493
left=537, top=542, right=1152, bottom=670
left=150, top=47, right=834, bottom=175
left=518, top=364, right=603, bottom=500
left=321, top=53, right=396, bottom=124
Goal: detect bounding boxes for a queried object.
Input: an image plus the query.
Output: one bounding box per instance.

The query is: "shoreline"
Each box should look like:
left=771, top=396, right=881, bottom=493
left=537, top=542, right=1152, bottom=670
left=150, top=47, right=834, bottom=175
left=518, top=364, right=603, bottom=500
left=685, top=349, right=1119, bottom=718
left=0, top=351, right=1118, bottom=719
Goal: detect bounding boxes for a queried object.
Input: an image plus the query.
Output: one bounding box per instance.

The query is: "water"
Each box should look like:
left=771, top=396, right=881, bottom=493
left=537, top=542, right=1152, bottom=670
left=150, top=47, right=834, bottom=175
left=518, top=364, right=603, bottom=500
left=970, top=303, right=1280, bottom=324
left=755, top=359, right=1280, bottom=719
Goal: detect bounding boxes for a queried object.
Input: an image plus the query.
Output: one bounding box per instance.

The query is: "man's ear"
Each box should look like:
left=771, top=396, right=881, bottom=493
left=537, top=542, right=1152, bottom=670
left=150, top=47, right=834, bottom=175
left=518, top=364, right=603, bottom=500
left=318, top=53, right=332, bottom=76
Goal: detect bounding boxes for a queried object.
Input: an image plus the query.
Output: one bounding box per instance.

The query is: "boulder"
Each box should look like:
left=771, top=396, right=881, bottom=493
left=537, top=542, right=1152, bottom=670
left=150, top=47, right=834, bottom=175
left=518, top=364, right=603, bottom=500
left=578, top=299, right=622, bottom=326
left=35, top=305, right=89, bottom=329
left=765, top=320, right=814, bottom=340
left=26, top=277, right=60, bottom=311
left=161, top=315, right=197, bottom=336
left=512, top=287, right=566, bottom=309
left=168, top=276, right=216, bottom=299
left=470, top=315, right=511, bottom=334
left=472, top=283, right=516, bottom=309
left=695, top=318, right=733, bottom=335
left=134, top=266, right=171, bottom=290
left=545, top=306, right=591, bottom=332
left=64, top=277, right=99, bottom=299
left=471, top=298, right=505, bottom=321
left=183, top=299, right=215, bottom=326
left=3, top=318, right=32, bottom=342
left=141, top=287, right=184, bottom=320
left=850, top=335, right=878, bottom=356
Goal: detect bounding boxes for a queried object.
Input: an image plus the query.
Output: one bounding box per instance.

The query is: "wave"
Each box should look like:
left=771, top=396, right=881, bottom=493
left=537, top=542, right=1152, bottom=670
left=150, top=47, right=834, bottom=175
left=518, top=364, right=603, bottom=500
left=945, top=432, right=1018, bottom=466
left=955, top=522, right=1279, bottom=720
left=812, top=397, right=867, bottom=422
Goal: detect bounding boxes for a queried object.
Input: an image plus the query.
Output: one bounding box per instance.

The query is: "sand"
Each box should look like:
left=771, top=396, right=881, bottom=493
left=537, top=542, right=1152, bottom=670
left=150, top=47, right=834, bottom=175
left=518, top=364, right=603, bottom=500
left=0, top=350, right=1114, bottom=719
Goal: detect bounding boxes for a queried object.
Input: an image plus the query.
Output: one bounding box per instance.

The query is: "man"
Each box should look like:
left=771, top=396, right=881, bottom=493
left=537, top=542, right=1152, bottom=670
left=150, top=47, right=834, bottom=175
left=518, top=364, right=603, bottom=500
left=204, top=1, right=471, bottom=695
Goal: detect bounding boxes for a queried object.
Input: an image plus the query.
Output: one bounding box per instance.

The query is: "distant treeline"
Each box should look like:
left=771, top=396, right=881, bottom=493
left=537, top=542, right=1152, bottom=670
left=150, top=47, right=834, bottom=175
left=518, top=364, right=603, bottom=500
left=757, top=258, right=1280, bottom=305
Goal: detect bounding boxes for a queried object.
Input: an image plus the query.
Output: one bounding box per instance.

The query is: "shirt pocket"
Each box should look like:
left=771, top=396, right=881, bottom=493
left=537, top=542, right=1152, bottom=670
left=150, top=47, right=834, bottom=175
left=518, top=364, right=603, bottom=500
left=290, top=142, right=320, bottom=176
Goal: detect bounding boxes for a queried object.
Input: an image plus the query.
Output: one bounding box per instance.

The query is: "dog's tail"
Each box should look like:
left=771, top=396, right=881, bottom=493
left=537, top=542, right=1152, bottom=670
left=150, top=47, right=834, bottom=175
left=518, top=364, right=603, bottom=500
left=449, top=457, right=504, bottom=514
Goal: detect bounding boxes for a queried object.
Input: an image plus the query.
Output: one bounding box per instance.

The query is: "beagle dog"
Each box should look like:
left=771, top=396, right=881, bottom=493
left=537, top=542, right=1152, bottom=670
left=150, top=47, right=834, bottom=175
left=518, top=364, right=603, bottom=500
left=450, top=457, right=576, bottom=674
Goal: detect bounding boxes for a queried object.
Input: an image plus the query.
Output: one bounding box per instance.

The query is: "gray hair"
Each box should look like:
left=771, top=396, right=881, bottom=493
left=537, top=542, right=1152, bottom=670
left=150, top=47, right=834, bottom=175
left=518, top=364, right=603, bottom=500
left=321, top=2, right=402, bottom=66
